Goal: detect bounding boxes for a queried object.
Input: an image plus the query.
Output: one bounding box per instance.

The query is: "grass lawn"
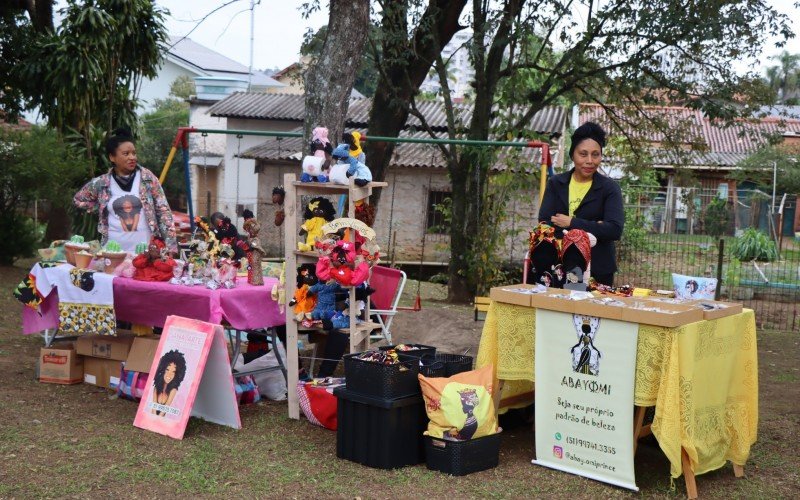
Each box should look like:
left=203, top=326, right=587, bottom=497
left=1, top=259, right=798, bottom=498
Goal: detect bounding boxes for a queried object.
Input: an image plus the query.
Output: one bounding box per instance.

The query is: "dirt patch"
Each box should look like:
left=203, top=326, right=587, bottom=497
left=1, top=259, right=798, bottom=498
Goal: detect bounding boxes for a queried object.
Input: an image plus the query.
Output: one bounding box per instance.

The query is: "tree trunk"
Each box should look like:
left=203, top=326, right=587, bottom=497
left=445, top=0, right=522, bottom=302
left=365, top=0, right=467, bottom=206
left=303, top=0, right=370, bottom=147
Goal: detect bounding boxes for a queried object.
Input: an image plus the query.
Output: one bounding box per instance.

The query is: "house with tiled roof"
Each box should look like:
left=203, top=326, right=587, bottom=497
left=189, top=91, right=567, bottom=262
left=0, top=112, right=32, bottom=132
left=137, top=36, right=285, bottom=110
left=578, top=103, right=800, bottom=235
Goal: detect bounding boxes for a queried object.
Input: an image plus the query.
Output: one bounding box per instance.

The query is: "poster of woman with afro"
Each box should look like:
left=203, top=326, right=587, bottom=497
left=151, top=349, right=187, bottom=416
left=134, top=316, right=241, bottom=439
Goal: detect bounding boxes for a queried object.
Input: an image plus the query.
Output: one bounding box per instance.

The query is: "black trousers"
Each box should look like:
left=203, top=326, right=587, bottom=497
left=316, top=330, right=349, bottom=378
left=591, top=273, right=614, bottom=287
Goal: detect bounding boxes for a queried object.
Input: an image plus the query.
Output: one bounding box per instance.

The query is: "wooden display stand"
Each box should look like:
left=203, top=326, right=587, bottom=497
left=282, top=173, right=388, bottom=419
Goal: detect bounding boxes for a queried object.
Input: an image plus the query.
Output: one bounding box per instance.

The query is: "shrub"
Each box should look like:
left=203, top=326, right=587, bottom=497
left=731, top=228, right=778, bottom=262
left=0, top=213, right=40, bottom=265
left=703, top=197, right=730, bottom=238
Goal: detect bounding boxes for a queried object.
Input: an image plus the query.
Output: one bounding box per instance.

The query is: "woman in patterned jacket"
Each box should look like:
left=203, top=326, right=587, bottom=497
left=74, top=128, right=176, bottom=254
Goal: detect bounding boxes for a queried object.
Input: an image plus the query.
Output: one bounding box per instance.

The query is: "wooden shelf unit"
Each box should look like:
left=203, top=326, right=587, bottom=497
left=283, top=173, right=387, bottom=419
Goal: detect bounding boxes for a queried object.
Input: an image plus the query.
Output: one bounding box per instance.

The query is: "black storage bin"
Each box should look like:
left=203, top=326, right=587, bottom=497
left=424, top=433, right=502, bottom=476
left=379, top=344, right=437, bottom=361
left=335, top=387, right=427, bottom=469
left=418, top=355, right=446, bottom=378
left=435, top=353, right=474, bottom=377
left=343, top=353, right=421, bottom=399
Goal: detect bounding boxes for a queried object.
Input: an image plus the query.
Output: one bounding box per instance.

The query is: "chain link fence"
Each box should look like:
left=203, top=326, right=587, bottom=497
left=618, top=186, right=799, bottom=332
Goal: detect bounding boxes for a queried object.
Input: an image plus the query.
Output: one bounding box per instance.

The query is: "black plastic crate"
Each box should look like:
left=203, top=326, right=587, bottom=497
left=435, top=353, right=474, bottom=377
left=334, top=387, right=426, bottom=469
left=418, top=355, right=446, bottom=378
left=424, top=433, right=502, bottom=476
left=343, top=352, right=421, bottom=399
left=379, top=344, right=437, bottom=361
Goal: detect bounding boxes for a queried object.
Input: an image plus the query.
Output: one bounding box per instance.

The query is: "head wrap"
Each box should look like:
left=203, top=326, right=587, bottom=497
left=150, top=237, right=166, bottom=250
left=568, top=122, right=607, bottom=158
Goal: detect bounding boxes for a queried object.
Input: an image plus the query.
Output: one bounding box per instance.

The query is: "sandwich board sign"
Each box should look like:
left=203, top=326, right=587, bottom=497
left=134, top=315, right=240, bottom=439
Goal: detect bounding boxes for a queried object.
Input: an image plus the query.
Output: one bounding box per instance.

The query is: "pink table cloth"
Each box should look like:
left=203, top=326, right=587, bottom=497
left=22, top=276, right=284, bottom=333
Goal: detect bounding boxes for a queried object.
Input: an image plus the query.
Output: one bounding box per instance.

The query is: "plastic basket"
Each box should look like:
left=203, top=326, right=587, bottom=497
left=343, top=352, right=421, bottom=399
left=335, top=387, right=426, bottom=469
left=424, top=432, right=502, bottom=476
left=435, top=353, right=474, bottom=377
left=379, top=344, right=437, bottom=361
left=418, top=355, right=446, bottom=378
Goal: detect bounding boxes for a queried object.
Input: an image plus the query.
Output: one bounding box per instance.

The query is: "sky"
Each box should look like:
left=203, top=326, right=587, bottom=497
left=157, top=0, right=329, bottom=72
left=152, top=0, right=800, bottom=75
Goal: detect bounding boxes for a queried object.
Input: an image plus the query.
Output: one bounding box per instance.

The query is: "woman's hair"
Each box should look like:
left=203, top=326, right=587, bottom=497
left=569, top=122, right=607, bottom=158
left=111, top=194, right=142, bottom=217
left=153, top=349, right=187, bottom=394
left=686, top=280, right=699, bottom=293
left=303, top=196, right=336, bottom=221
left=105, top=127, right=135, bottom=156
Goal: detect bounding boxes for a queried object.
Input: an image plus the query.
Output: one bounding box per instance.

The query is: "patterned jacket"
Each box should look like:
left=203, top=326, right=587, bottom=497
left=73, top=166, right=177, bottom=253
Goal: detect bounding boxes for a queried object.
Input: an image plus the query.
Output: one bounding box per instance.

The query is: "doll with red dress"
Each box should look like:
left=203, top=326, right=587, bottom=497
left=132, top=237, right=176, bottom=282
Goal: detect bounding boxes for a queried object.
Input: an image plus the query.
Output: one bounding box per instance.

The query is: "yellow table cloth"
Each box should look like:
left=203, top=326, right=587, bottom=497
left=476, top=301, right=758, bottom=478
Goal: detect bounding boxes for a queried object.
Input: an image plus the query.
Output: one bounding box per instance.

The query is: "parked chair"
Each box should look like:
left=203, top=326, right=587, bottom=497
left=368, top=265, right=407, bottom=344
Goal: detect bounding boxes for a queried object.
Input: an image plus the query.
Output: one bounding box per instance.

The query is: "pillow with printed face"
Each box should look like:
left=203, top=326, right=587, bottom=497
left=418, top=364, right=498, bottom=441
left=672, top=273, right=717, bottom=300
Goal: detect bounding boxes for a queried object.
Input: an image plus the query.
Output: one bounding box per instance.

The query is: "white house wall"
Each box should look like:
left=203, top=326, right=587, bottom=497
left=138, top=60, right=200, bottom=111
left=188, top=101, right=228, bottom=222
left=220, top=118, right=300, bottom=231
left=255, top=164, right=542, bottom=265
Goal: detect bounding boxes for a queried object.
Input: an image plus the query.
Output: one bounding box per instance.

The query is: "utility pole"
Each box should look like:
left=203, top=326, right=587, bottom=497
left=248, top=0, right=255, bottom=91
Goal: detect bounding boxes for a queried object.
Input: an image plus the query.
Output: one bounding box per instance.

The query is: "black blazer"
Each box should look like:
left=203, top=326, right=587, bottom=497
left=538, top=168, right=624, bottom=275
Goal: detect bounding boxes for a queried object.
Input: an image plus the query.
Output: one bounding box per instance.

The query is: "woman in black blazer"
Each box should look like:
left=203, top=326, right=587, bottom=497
left=538, top=122, right=624, bottom=286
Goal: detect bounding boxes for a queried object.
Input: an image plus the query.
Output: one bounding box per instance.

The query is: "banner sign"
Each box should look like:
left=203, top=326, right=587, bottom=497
left=134, top=315, right=240, bottom=439
left=533, top=309, right=639, bottom=490
left=321, top=218, right=376, bottom=240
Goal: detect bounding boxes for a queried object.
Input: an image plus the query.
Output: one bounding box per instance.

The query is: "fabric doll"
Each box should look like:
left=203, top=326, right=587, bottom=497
left=239, top=209, right=265, bottom=286
left=311, top=127, right=333, bottom=159
left=560, top=229, right=596, bottom=290
left=300, top=127, right=333, bottom=183
left=528, top=222, right=563, bottom=288
left=331, top=143, right=372, bottom=187
left=132, top=237, right=176, bottom=282
left=308, top=280, right=343, bottom=321
left=210, top=212, right=245, bottom=261
left=342, top=131, right=366, bottom=163
left=329, top=240, right=370, bottom=286
left=216, top=244, right=239, bottom=288
left=289, top=263, right=319, bottom=322
left=298, top=197, right=336, bottom=251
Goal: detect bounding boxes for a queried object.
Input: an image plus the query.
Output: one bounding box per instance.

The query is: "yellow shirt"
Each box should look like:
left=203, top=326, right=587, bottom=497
left=568, top=178, right=592, bottom=216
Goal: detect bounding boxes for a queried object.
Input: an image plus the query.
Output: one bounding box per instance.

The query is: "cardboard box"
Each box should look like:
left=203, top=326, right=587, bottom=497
left=125, top=336, right=161, bottom=374
left=688, top=300, right=744, bottom=320
left=529, top=289, right=576, bottom=314
left=618, top=297, right=704, bottom=328
left=76, top=333, right=136, bottom=361
left=39, top=344, right=83, bottom=384
left=489, top=284, right=541, bottom=307
left=571, top=298, right=626, bottom=320
left=83, top=357, right=122, bottom=389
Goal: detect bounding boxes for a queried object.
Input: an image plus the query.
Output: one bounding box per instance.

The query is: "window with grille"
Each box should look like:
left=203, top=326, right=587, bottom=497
left=426, top=190, right=451, bottom=234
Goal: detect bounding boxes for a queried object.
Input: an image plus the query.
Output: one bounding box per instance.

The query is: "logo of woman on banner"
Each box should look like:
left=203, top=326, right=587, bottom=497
left=570, top=315, right=602, bottom=376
